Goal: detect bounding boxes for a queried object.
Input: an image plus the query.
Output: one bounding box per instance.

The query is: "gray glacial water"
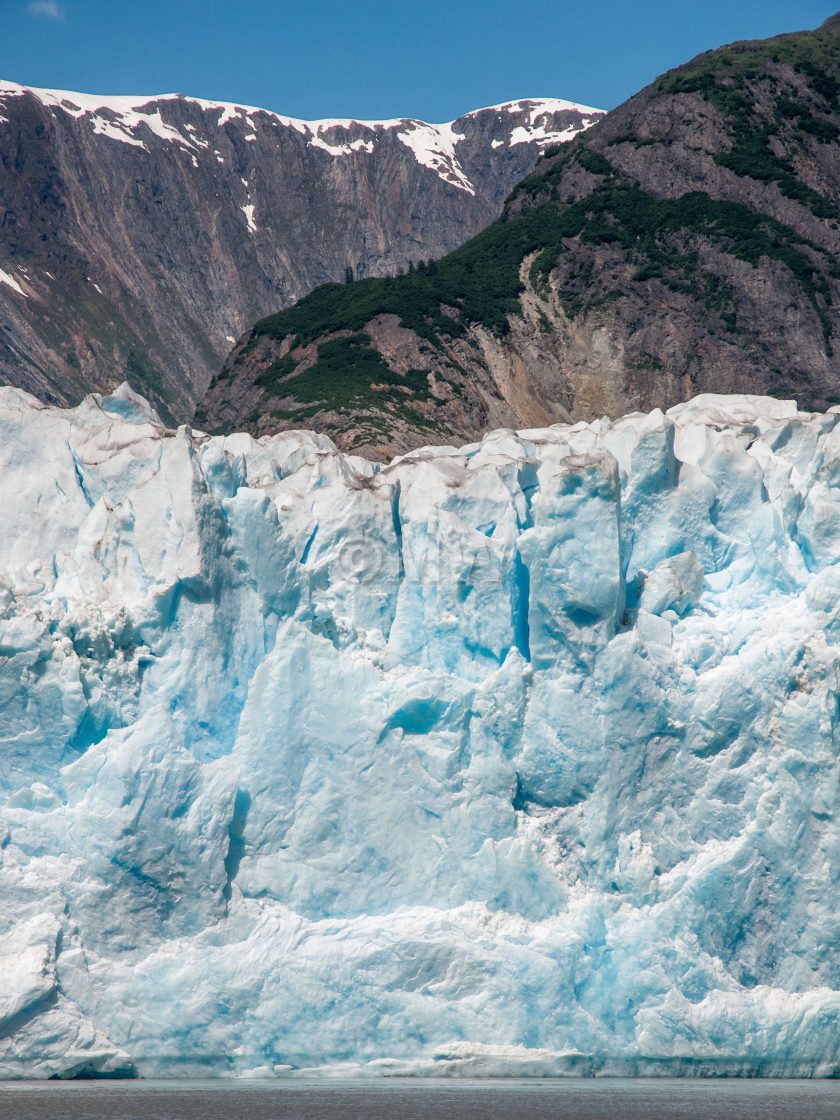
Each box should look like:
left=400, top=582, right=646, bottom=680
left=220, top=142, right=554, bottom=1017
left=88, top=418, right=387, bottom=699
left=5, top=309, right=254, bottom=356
left=0, top=1079, right=838, bottom=1120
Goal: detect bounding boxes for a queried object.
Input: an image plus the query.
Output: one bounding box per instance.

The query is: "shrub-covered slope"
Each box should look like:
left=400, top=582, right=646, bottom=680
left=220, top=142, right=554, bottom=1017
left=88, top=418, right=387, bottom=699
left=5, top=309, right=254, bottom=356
left=203, top=13, right=840, bottom=456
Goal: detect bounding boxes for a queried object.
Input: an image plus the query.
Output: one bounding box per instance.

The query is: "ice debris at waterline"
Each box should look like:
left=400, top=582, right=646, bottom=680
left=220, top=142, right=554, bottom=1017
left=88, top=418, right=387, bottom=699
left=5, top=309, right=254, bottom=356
left=1, top=384, right=839, bottom=1079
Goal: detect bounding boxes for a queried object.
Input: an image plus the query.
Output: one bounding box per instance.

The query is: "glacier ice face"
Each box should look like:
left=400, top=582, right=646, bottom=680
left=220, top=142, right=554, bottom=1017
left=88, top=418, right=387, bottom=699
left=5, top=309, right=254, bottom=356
left=0, top=384, right=839, bottom=1078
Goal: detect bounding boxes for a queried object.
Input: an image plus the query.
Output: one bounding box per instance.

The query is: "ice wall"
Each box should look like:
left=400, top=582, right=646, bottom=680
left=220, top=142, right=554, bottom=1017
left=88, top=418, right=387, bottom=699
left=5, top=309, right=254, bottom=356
left=0, top=385, right=839, bottom=1078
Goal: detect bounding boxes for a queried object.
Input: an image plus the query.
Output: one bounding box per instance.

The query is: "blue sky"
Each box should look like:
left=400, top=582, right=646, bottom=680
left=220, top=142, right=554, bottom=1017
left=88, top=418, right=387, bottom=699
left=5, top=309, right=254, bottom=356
left=1, top=1, right=838, bottom=120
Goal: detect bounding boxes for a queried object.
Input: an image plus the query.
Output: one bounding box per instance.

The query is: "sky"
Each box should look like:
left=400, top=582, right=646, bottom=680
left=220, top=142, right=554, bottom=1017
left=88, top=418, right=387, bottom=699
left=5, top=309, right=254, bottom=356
left=1, top=0, right=838, bottom=121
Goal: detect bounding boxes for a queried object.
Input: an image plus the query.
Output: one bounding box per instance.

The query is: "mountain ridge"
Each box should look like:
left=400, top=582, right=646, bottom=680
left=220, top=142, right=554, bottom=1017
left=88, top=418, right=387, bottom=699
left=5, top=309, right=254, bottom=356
left=0, top=82, right=601, bottom=184
left=204, top=13, right=840, bottom=456
left=0, top=84, right=601, bottom=421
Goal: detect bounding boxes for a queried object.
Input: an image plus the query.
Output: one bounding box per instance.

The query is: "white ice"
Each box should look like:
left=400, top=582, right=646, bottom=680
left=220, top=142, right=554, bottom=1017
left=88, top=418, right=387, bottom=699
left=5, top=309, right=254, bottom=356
left=0, top=386, right=838, bottom=1078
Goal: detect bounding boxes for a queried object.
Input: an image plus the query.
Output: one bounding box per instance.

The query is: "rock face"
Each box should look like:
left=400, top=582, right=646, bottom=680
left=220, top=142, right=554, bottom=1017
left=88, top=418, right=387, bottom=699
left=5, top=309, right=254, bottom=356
left=0, top=84, right=601, bottom=422
left=1, top=386, right=840, bottom=1077
left=207, top=13, right=840, bottom=457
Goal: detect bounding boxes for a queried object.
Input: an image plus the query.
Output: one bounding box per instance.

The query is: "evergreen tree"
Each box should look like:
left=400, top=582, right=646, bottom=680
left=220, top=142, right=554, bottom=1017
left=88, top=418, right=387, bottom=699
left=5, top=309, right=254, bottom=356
left=344, top=266, right=354, bottom=284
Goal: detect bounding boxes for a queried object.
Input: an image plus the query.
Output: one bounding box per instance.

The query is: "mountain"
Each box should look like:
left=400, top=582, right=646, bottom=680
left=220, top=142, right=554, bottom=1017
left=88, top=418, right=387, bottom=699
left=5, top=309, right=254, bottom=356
left=205, top=13, right=840, bottom=457
left=0, top=84, right=601, bottom=422
left=2, top=386, right=840, bottom=1076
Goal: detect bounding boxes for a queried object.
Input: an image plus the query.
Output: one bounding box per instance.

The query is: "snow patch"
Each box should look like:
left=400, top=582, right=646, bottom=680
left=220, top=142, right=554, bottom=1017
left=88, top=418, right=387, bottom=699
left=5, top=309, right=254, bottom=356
left=0, top=82, right=204, bottom=153
left=467, top=96, right=606, bottom=119
left=241, top=204, right=257, bottom=234
left=308, top=133, right=376, bottom=156
left=0, top=268, right=26, bottom=297
left=88, top=115, right=148, bottom=148
left=396, top=122, right=474, bottom=194
left=504, top=98, right=604, bottom=147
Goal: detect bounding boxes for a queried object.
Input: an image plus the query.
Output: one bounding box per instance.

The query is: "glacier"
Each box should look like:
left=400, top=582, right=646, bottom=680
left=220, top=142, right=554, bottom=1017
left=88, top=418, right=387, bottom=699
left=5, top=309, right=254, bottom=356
left=0, top=384, right=839, bottom=1079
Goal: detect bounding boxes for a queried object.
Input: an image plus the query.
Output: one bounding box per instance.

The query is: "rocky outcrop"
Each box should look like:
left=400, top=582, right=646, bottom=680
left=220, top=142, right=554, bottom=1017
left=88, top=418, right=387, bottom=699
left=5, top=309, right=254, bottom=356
left=0, top=85, right=601, bottom=421
left=206, top=13, right=840, bottom=456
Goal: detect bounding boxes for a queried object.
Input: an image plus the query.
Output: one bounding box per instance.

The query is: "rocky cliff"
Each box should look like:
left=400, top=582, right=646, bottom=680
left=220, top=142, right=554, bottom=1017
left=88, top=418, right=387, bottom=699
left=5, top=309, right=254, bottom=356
left=0, top=85, right=601, bottom=422
left=205, top=13, right=840, bottom=456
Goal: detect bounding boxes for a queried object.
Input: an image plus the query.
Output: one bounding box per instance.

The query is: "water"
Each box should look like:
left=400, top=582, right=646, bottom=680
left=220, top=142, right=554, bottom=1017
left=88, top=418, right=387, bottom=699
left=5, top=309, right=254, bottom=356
left=0, top=1080, right=837, bottom=1120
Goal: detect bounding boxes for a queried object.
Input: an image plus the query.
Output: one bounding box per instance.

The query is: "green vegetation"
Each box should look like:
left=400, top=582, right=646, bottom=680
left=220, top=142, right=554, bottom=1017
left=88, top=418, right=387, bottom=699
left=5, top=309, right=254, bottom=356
left=256, top=351, right=298, bottom=389
left=253, top=204, right=544, bottom=349
left=656, top=20, right=840, bottom=107
left=252, top=146, right=624, bottom=360
left=656, top=23, right=840, bottom=220
left=714, top=120, right=836, bottom=220
left=575, top=148, right=614, bottom=176
left=537, top=308, right=553, bottom=333
left=243, top=19, right=839, bottom=415
left=528, top=170, right=832, bottom=337
left=251, top=162, right=834, bottom=390
left=257, top=333, right=434, bottom=424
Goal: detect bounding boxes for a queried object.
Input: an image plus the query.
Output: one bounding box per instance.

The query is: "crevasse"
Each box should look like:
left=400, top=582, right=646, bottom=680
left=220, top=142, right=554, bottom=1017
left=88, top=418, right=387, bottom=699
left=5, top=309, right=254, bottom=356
left=0, top=384, right=838, bottom=1078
